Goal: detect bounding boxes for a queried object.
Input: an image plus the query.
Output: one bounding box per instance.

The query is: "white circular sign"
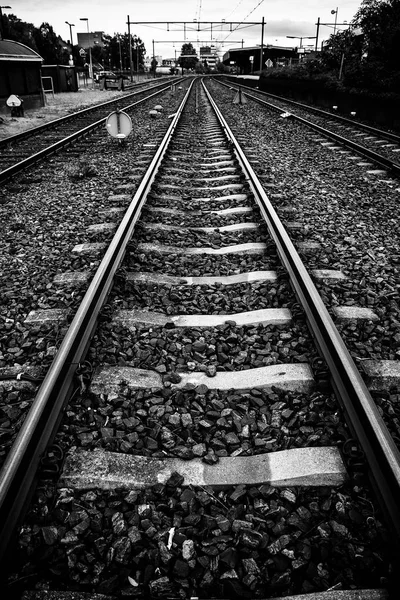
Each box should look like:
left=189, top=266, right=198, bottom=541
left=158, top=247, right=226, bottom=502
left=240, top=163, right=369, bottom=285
left=105, top=111, right=132, bottom=139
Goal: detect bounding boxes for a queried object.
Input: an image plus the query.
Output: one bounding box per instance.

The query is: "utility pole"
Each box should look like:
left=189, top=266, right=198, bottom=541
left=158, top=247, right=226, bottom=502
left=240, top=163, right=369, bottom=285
left=127, top=15, right=134, bottom=82
left=152, top=39, right=156, bottom=78
left=65, top=21, right=75, bottom=46
left=259, top=17, right=264, bottom=73
left=315, top=17, right=320, bottom=51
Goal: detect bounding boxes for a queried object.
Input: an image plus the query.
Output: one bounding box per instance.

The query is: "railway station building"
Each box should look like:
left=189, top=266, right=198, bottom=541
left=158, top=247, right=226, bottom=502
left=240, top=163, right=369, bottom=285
left=222, top=44, right=298, bottom=74
left=0, top=39, right=44, bottom=114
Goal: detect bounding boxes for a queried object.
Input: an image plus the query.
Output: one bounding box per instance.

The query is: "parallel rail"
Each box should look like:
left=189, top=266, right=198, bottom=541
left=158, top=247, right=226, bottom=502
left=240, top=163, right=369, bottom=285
left=217, top=78, right=400, bottom=177
left=0, top=78, right=185, bottom=183
left=0, top=78, right=399, bottom=591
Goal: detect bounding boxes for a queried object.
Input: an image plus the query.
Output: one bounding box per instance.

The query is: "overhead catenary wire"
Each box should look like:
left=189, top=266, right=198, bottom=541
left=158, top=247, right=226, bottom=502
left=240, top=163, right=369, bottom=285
left=222, top=0, right=265, bottom=43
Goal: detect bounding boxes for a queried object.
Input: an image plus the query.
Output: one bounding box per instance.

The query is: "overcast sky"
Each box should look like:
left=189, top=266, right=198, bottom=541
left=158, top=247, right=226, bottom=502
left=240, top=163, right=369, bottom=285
left=9, top=1, right=362, bottom=57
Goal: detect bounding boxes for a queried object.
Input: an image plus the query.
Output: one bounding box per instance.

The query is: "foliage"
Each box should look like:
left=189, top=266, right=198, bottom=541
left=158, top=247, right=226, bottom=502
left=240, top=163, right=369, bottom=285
left=178, top=43, right=198, bottom=72
left=2, top=12, right=145, bottom=72
left=261, top=0, right=400, bottom=94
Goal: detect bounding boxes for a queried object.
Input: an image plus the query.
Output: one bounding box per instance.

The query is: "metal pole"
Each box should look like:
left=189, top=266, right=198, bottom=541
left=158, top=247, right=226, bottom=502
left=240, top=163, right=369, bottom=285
left=333, top=7, right=338, bottom=35
left=118, top=37, right=122, bottom=70
left=338, top=51, right=345, bottom=79
left=315, top=17, right=320, bottom=51
left=136, top=39, right=140, bottom=83
left=87, top=22, right=93, bottom=81
left=152, top=39, right=156, bottom=78
left=127, top=15, right=133, bottom=82
left=80, top=18, right=93, bottom=84
left=65, top=21, right=75, bottom=46
left=259, top=16, right=264, bottom=73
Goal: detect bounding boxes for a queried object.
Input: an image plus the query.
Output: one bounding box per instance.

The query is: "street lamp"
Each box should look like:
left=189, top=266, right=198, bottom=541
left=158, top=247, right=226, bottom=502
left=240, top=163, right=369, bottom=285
left=331, top=8, right=338, bottom=35
left=65, top=21, right=75, bottom=46
left=0, top=5, right=11, bottom=40
left=80, top=17, right=93, bottom=80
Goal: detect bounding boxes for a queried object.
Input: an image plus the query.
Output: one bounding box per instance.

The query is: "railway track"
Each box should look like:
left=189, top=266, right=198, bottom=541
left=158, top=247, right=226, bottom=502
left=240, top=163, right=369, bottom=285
left=219, top=77, right=400, bottom=177
left=0, top=77, right=184, bottom=183
left=1, top=78, right=399, bottom=598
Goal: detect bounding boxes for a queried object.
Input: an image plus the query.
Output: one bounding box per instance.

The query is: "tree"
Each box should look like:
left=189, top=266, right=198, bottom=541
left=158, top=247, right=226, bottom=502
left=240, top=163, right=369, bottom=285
left=32, top=22, right=68, bottom=64
left=2, top=13, right=38, bottom=51
left=179, top=42, right=198, bottom=72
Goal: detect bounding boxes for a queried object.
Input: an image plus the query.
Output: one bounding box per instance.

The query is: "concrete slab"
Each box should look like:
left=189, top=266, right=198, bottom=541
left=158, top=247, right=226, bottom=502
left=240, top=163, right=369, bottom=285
left=191, top=174, right=241, bottom=183
left=90, top=364, right=314, bottom=396
left=142, top=222, right=259, bottom=233
left=333, top=306, right=379, bottom=322
left=60, top=445, right=346, bottom=490
left=72, top=243, right=107, bottom=255
left=261, top=592, right=388, bottom=600
left=86, top=223, right=117, bottom=235
left=126, top=270, right=278, bottom=286
left=24, top=309, right=70, bottom=325
left=137, top=242, right=266, bottom=255
left=107, top=194, right=131, bottom=203
left=366, top=170, right=387, bottom=175
left=192, top=194, right=249, bottom=203
left=113, top=307, right=292, bottom=329
left=362, top=360, right=400, bottom=391
left=297, top=242, right=322, bottom=252
left=312, top=269, right=347, bottom=282
left=212, top=206, right=253, bottom=216
left=53, top=272, right=89, bottom=286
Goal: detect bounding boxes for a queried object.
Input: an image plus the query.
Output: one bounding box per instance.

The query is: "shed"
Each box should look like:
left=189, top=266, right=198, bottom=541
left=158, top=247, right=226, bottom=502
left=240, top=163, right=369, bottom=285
left=0, top=39, right=44, bottom=113
left=222, top=45, right=298, bottom=74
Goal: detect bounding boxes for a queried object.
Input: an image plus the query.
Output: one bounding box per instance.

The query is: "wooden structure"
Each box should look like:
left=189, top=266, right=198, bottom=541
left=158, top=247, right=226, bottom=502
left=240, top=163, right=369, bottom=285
left=0, top=39, right=44, bottom=112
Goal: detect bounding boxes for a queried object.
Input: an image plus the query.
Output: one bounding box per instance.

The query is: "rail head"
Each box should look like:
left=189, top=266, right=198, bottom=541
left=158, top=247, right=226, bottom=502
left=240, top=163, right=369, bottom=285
left=202, top=78, right=400, bottom=539
left=0, top=79, right=195, bottom=563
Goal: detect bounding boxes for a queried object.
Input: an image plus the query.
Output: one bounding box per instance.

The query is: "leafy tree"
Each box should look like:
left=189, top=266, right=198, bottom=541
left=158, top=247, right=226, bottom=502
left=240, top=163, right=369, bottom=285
left=179, top=42, right=198, bottom=72
left=31, top=22, right=68, bottom=64
left=2, top=13, right=38, bottom=51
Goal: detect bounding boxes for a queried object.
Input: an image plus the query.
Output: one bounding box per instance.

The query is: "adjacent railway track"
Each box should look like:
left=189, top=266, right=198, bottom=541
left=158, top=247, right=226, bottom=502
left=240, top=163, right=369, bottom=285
left=1, top=77, right=399, bottom=598
left=219, top=77, right=400, bottom=177
left=0, top=77, right=185, bottom=183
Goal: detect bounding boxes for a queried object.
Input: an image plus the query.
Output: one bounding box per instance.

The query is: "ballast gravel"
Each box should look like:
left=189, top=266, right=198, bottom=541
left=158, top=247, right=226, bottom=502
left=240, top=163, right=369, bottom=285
left=2, top=80, right=400, bottom=596
left=0, top=83, right=192, bottom=468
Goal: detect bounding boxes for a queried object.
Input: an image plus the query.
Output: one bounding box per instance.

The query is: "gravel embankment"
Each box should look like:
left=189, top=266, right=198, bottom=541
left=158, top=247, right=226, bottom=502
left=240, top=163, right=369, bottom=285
left=2, top=81, right=398, bottom=597
left=0, top=84, right=191, bottom=467
left=205, top=79, right=400, bottom=447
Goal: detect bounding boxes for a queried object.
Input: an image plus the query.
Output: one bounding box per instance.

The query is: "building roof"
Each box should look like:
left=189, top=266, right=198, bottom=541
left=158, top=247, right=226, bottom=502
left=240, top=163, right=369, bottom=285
left=0, top=39, right=42, bottom=62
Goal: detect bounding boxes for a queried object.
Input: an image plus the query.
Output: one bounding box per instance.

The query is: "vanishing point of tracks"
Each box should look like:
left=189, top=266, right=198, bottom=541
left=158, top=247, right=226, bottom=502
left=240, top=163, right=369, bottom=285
left=1, top=77, right=400, bottom=598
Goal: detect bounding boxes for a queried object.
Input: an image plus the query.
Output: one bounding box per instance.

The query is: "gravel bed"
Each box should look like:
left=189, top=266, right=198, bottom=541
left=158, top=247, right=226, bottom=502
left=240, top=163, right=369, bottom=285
left=7, top=477, right=392, bottom=598
left=135, top=224, right=267, bottom=247
left=241, top=86, right=400, bottom=163
left=140, top=209, right=258, bottom=227
left=145, top=194, right=252, bottom=211
left=205, top=79, right=400, bottom=451
left=3, top=81, right=399, bottom=597
left=93, top=321, right=317, bottom=372
left=59, top=381, right=342, bottom=460
left=118, top=279, right=286, bottom=314
left=127, top=248, right=277, bottom=277
left=0, top=84, right=192, bottom=468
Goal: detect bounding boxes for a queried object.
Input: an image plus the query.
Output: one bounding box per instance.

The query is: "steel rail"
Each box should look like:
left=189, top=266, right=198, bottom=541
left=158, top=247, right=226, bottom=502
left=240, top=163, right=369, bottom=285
left=202, top=79, right=400, bottom=537
left=0, top=79, right=195, bottom=564
left=224, top=76, right=400, bottom=144
left=0, top=81, right=185, bottom=184
left=0, top=77, right=183, bottom=149
left=215, top=79, right=400, bottom=177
